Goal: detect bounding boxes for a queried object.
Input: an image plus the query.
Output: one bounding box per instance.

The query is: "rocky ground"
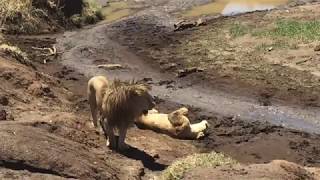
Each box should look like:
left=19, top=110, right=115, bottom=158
left=1, top=0, right=320, bottom=179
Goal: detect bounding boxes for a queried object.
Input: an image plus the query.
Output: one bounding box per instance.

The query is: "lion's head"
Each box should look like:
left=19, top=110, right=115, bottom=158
left=102, top=79, right=155, bottom=126
left=129, top=83, right=155, bottom=116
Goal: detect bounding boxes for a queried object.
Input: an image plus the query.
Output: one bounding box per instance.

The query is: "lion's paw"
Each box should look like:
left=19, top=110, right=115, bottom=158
left=118, top=143, right=130, bottom=151
left=106, top=139, right=117, bottom=150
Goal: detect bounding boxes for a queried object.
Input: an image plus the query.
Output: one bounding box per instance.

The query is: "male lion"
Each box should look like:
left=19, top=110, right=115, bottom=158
left=87, top=75, right=155, bottom=151
left=136, top=107, right=209, bottom=139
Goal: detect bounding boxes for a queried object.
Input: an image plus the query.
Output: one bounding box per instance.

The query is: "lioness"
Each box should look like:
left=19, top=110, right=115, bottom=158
left=136, top=107, right=209, bottom=139
left=88, top=75, right=155, bottom=151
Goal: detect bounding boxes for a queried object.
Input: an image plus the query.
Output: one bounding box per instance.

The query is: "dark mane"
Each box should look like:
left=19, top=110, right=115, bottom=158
left=102, top=79, right=151, bottom=128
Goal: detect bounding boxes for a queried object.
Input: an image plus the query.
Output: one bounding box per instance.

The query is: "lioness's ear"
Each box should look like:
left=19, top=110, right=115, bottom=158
left=178, top=107, right=188, bottom=115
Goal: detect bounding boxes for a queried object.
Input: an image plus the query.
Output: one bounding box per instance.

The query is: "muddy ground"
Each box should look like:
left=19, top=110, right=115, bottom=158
left=1, top=0, right=320, bottom=179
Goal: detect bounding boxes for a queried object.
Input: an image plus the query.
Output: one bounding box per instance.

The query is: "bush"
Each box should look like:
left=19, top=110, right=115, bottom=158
left=0, top=0, right=41, bottom=33
left=0, top=0, right=103, bottom=34
left=69, top=0, right=104, bottom=27
left=160, top=152, right=237, bottom=180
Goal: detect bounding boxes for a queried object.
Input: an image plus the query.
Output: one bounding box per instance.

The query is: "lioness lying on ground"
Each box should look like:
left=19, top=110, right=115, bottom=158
left=136, top=107, right=209, bottom=139
left=88, top=75, right=155, bottom=151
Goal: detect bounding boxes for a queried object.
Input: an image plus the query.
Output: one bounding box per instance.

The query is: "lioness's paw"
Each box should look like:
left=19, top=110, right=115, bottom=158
left=196, top=132, right=205, bottom=139
left=195, top=120, right=209, bottom=131
left=202, top=120, right=209, bottom=128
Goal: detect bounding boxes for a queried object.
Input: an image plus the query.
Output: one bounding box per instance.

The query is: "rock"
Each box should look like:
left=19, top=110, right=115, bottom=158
left=166, top=84, right=175, bottom=89
left=7, top=113, right=14, bottom=121
left=153, top=154, right=160, bottom=159
left=41, top=84, right=51, bottom=94
left=139, top=77, right=154, bottom=85
left=28, top=83, right=55, bottom=98
left=141, top=77, right=153, bottom=82
left=0, top=109, right=6, bottom=120
left=28, top=83, right=43, bottom=96
left=158, top=80, right=175, bottom=86
left=97, top=64, right=124, bottom=70
left=196, top=18, right=206, bottom=26
left=197, top=68, right=205, bottom=72
left=0, top=96, right=9, bottom=106
left=162, top=63, right=177, bottom=70
left=159, top=60, right=168, bottom=65
left=314, top=45, right=320, bottom=51
left=288, top=1, right=304, bottom=7
left=174, top=19, right=207, bottom=32
left=177, top=67, right=201, bottom=78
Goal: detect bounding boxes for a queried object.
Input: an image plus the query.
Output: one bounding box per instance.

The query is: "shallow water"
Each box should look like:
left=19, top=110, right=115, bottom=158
left=101, top=2, right=132, bottom=22
left=183, top=0, right=288, bottom=16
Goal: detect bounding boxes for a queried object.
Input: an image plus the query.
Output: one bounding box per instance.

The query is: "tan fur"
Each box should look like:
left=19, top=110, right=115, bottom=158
left=136, top=107, right=209, bottom=139
left=87, top=76, right=109, bottom=128
left=88, top=76, right=155, bottom=151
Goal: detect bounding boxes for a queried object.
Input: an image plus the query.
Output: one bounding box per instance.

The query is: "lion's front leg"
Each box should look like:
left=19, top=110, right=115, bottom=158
left=106, top=126, right=117, bottom=149
left=101, top=119, right=117, bottom=150
left=118, top=125, right=129, bottom=151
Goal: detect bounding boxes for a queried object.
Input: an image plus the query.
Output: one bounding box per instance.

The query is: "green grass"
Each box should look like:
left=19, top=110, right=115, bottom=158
left=254, top=20, right=320, bottom=41
left=160, top=152, right=237, bottom=180
left=273, top=20, right=320, bottom=40
left=229, top=20, right=320, bottom=41
left=229, top=23, right=249, bottom=38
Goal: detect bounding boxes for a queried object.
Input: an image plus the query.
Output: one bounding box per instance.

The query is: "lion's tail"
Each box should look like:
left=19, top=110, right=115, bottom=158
left=88, top=80, right=98, bottom=127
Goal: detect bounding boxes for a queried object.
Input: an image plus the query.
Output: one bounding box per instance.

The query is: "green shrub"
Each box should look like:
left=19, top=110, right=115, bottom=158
left=160, top=152, right=237, bottom=180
